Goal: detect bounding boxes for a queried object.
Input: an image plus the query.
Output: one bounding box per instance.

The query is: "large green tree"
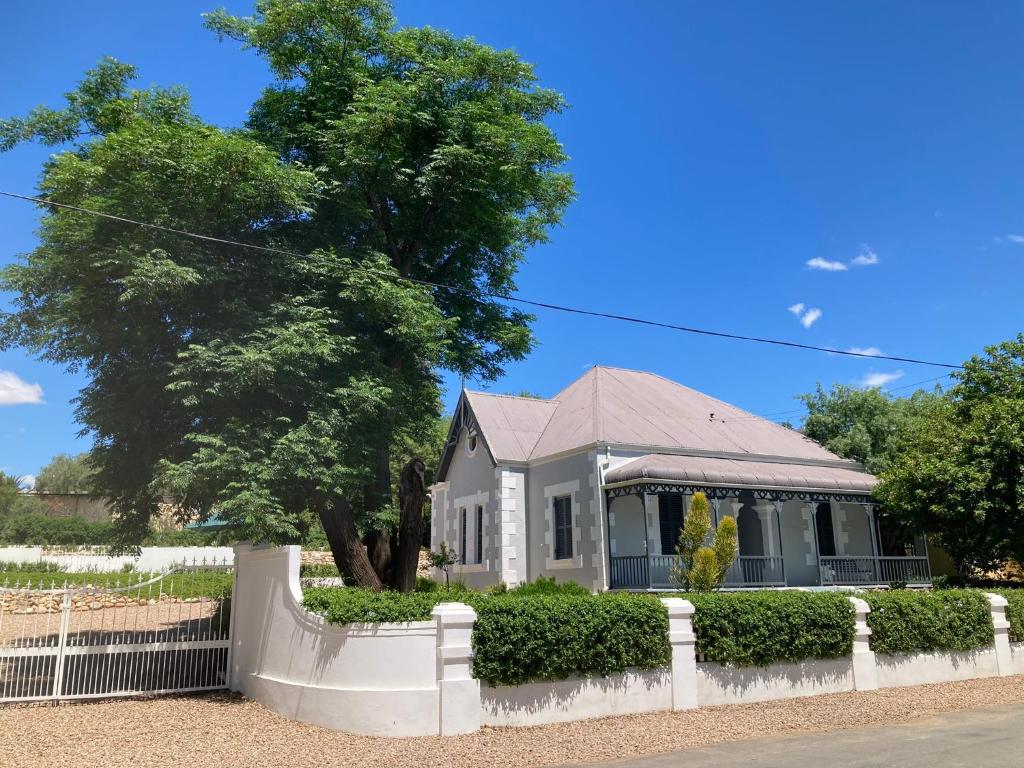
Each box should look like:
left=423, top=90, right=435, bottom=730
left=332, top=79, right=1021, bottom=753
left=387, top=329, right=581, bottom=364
left=799, top=383, right=941, bottom=474
left=1, top=1, right=573, bottom=590
left=875, top=336, right=1024, bottom=575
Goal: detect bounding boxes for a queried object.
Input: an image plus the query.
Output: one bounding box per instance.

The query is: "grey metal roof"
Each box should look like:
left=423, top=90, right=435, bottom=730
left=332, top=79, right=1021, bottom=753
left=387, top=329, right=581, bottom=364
left=463, top=391, right=557, bottom=463
left=605, top=453, right=877, bottom=493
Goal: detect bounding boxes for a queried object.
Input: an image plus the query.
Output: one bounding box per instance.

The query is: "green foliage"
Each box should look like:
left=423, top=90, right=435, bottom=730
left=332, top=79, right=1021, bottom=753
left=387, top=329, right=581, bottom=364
left=0, top=513, right=215, bottom=547
left=0, top=473, right=30, bottom=516
left=1, top=3, right=573, bottom=578
left=471, top=593, right=670, bottom=686
left=799, top=383, right=941, bottom=474
left=303, top=586, right=448, bottom=624
left=688, top=591, right=855, bottom=667
left=429, top=542, right=459, bottom=586
left=0, top=514, right=113, bottom=546
left=990, top=589, right=1024, bottom=642
left=670, top=493, right=738, bottom=592
left=876, top=336, right=1024, bottom=574
left=35, top=453, right=98, bottom=494
left=301, top=563, right=342, bottom=579
left=863, top=590, right=993, bottom=654
left=302, top=587, right=670, bottom=686
left=507, top=576, right=590, bottom=596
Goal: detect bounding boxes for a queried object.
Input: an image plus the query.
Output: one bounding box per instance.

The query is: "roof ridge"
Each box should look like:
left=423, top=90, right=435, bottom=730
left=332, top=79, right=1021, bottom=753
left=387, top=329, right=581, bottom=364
left=592, top=367, right=605, bottom=442
left=465, top=390, right=558, bottom=404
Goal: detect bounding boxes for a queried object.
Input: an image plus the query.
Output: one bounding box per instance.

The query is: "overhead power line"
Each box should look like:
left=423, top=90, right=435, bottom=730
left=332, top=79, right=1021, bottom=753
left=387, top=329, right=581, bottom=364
left=0, top=189, right=964, bottom=370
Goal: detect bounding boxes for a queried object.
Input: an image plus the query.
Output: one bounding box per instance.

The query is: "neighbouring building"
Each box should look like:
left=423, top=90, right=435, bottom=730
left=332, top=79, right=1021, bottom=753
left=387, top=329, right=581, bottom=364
left=430, top=366, right=932, bottom=591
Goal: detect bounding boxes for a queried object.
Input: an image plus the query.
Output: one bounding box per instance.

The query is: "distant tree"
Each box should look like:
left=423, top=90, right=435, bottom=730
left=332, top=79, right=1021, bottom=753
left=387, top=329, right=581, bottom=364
left=35, top=453, right=97, bottom=494
left=876, top=336, right=1024, bottom=575
left=515, top=390, right=545, bottom=399
left=0, top=473, right=22, bottom=516
left=799, top=383, right=941, bottom=474
left=670, top=492, right=738, bottom=592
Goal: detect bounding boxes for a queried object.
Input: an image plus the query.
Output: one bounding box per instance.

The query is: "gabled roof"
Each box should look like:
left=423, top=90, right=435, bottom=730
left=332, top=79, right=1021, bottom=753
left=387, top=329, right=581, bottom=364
left=528, top=366, right=838, bottom=462
left=437, top=366, right=863, bottom=482
left=463, top=391, right=558, bottom=463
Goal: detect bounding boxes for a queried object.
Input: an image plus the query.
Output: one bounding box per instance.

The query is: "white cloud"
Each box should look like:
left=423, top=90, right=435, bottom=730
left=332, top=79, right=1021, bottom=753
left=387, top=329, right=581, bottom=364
left=788, top=303, right=806, bottom=316
left=851, top=246, right=879, bottom=266
left=999, top=234, right=1024, bottom=244
left=0, top=371, right=43, bottom=406
left=859, top=370, right=904, bottom=388
left=847, top=346, right=882, bottom=357
left=800, top=308, right=822, bottom=328
left=806, top=257, right=848, bottom=272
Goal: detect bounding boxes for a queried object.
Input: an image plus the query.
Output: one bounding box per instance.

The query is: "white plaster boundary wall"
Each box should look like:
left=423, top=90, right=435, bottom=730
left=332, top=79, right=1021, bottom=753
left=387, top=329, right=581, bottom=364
left=227, top=548, right=1022, bottom=736
left=482, top=670, right=671, bottom=726
left=230, top=544, right=480, bottom=737
left=0, top=545, right=234, bottom=572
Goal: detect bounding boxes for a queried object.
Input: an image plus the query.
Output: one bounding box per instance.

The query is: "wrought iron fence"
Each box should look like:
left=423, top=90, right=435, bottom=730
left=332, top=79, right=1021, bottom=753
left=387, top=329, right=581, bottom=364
left=0, top=559, right=233, bottom=704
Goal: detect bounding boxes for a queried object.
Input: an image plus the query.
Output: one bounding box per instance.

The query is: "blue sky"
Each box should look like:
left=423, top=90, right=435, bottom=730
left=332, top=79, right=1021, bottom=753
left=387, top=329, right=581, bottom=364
left=2, top=1, right=1023, bottom=479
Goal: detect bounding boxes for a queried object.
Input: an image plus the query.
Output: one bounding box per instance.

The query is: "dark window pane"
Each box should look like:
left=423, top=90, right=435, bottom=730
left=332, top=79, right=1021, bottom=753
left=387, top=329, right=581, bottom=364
left=475, top=505, right=484, bottom=564
left=460, top=509, right=467, bottom=563
left=658, top=493, right=684, bottom=555
left=816, top=503, right=836, bottom=557
left=554, top=495, right=573, bottom=560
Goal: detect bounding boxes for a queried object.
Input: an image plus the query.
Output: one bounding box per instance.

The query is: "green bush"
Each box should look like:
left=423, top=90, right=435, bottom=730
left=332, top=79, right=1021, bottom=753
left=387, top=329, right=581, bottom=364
left=507, top=576, right=590, bottom=596
left=303, top=587, right=447, bottom=623
left=863, top=589, right=993, bottom=654
left=301, top=587, right=671, bottom=686
left=0, top=513, right=113, bottom=546
left=687, top=591, right=855, bottom=667
left=300, top=563, right=342, bottom=579
left=471, top=593, right=670, bottom=686
left=988, top=589, right=1024, bottom=642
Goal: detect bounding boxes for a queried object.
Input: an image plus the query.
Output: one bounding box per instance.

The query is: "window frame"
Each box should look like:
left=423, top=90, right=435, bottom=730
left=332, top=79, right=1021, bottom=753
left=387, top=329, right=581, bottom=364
left=474, top=504, right=484, bottom=564
left=553, top=494, right=573, bottom=561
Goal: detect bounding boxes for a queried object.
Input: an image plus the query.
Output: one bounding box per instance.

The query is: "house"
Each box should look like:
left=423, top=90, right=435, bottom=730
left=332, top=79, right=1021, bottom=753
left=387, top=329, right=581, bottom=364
left=430, top=366, right=931, bottom=591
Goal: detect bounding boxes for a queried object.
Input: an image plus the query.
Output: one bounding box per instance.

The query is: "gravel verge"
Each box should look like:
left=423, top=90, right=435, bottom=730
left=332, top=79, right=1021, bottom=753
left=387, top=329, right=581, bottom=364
left=4, top=675, right=1024, bottom=768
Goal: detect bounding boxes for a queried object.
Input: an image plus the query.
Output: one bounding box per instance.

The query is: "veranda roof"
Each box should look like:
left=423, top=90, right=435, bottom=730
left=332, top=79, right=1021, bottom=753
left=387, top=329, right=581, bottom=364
left=604, top=453, right=876, bottom=494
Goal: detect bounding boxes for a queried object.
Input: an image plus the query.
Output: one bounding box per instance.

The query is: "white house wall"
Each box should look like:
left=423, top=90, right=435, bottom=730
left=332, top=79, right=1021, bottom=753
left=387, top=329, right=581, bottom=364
left=527, top=450, right=604, bottom=591
left=431, top=427, right=501, bottom=590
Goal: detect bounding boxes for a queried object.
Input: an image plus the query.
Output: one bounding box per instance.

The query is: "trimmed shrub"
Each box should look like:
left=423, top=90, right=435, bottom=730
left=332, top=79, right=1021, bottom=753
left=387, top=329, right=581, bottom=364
left=687, top=591, right=855, bottom=667
left=988, top=589, right=1024, bottom=642
left=300, top=563, right=342, bottom=579
left=507, top=576, right=590, bottom=596
left=471, top=593, right=670, bottom=686
left=303, top=587, right=446, bottom=623
left=0, top=514, right=113, bottom=546
left=301, top=587, right=671, bottom=686
left=863, top=589, right=993, bottom=654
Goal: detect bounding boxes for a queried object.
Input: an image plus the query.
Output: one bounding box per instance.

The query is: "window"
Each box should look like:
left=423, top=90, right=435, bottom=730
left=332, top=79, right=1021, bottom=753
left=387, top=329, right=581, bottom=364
left=475, top=505, right=484, bottom=564
left=553, top=495, right=573, bottom=561
left=658, top=493, right=684, bottom=555
left=465, top=430, right=478, bottom=456
left=459, top=508, right=467, bottom=564
left=816, top=503, right=836, bottom=557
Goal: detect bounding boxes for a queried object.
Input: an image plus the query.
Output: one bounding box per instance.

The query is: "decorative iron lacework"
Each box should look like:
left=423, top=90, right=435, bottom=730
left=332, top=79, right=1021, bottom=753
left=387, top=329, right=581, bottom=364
left=604, top=482, right=873, bottom=504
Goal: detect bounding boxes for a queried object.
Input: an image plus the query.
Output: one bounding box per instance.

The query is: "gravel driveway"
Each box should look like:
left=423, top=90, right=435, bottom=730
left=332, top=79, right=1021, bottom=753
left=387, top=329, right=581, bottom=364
left=4, top=675, right=1024, bottom=768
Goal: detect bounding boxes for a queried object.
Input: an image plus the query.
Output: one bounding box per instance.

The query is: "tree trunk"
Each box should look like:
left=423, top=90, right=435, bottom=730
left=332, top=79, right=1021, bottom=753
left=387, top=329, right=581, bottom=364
left=362, top=444, right=394, bottom=582
left=391, top=458, right=427, bottom=592
left=317, top=498, right=383, bottom=591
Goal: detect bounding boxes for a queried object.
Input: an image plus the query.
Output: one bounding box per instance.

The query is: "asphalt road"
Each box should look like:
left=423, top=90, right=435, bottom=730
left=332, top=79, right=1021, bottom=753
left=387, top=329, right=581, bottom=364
left=574, top=703, right=1024, bottom=768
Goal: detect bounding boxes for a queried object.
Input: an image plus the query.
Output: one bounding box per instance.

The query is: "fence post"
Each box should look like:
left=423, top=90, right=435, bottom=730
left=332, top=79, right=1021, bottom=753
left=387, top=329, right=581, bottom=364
left=433, top=601, right=480, bottom=735
left=986, top=593, right=1013, bottom=677
left=661, top=597, right=698, bottom=710
left=848, top=597, right=878, bottom=691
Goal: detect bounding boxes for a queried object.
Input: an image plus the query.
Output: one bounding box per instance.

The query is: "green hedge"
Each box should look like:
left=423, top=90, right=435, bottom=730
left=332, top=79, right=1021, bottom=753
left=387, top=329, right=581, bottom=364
left=471, top=593, right=670, bottom=686
left=863, top=589, right=993, bottom=654
left=988, top=589, right=1024, bottom=642
left=687, top=591, right=855, bottom=667
left=301, top=587, right=670, bottom=687
left=0, top=513, right=218, bottom=547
